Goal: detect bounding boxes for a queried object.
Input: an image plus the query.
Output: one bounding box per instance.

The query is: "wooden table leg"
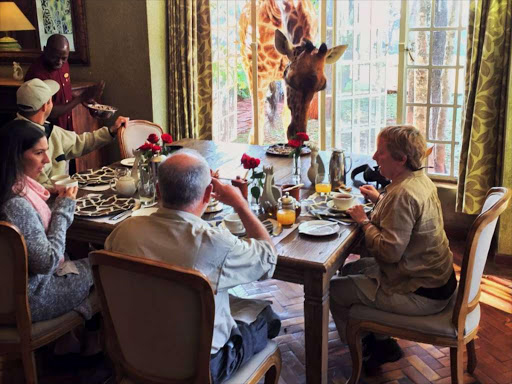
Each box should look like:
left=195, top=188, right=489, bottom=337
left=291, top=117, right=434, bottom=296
left=303, top=271, right=330, bottom=384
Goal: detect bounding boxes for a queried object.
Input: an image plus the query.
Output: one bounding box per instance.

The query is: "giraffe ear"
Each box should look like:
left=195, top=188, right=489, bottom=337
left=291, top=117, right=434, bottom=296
left=275, top=29, right=293, bottom=59
left=325, top=44, right=349, bottom=64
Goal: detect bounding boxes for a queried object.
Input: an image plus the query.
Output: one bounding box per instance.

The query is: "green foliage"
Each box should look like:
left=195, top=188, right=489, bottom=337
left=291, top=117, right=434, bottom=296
left=237, top=66, right=251, bottom=99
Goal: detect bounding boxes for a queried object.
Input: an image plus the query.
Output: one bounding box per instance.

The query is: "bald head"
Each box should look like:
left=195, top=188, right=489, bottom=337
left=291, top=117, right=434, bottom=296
left=43, top=34, right=70, bottom=70
left=158, top=149, right=211, bottom=210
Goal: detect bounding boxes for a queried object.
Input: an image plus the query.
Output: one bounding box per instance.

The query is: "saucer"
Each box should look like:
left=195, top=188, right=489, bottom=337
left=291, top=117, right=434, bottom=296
left=120, top=157, right=135, bottom=167
left=205, top=202, right=223, bottom=213
left=326, top=200, right=371, bottom=213
left=219, top=221, right=246, bottom=236
left=298, top=220, right=339, bottom=237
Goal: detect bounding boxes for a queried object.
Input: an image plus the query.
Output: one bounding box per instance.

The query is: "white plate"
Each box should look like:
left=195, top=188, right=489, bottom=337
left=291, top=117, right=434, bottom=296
left=205, top=202, right=223, bottom=214
left=219, top=221, right=246, bottom=236
left=131, top=207, right=159, bottom=217
left=298, top=220, right=339, bottom=236
left=120, top=158, right=135, bottom=167
left=326, top=200, right=372, bottom=213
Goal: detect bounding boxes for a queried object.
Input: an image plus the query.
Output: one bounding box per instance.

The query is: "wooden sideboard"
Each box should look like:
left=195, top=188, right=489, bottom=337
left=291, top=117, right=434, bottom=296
left=0, top=77, right=106, bottom=172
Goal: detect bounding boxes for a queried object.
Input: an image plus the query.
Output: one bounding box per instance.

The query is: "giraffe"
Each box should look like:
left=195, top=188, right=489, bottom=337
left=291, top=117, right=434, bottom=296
left=275, top=29, right=347, bottom=139
left=238, top=0, right=318, bottom=144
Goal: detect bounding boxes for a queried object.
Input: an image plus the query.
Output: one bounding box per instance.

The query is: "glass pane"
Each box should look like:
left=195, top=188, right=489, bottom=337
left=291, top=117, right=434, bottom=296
left=340, top=132, right=352, bottom=153
left=432, top=31, right=458, bottom=66
left=431, top=69, right=456, bottom=104
left=408, top=0, right=432, bottom=28
left=338, top=30, right=354, bottom=60
left=427, top=143, right=451, bottom=176
left=459, top=30, right=467, bottom=67
left=338, top=99, right=353, bottom=129
left=355, top=97, right=370, bottom=127
left=371, top=63, right=386, bottom=93
left=455, top=107, right=463, bottom=143
left=337, top=0, right=354, bottom=26
left=434, top=0, right=459, bottom=27
left=408, top=31, right=430, bottom=65
left=407, top=69, right=429, bottom=103
left=461, top=0, right=470, bottom=27
left=387, top=93, right=397, bottom=125
left=457, top=68, right=465, bottom=105
left=429, top=107, right=454, bottom=141
left=338, top=64, right=353, bottom=96
left=359, top=129, right=370, bottom=154
left=355, top=30, right=371, bottom=61
left=454, top=142, right=461, bottom=177
left=406, top=106, right=427, bottom=136
left=355, top=64, right=370, bottom=94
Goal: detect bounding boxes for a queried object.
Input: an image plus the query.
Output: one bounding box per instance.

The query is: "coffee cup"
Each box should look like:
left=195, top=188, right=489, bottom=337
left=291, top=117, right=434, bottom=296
left=223, top=213, right=245, bottom=234
left=50, top=175, right=70, bottom=186
left=112, top=176, right=137, bottom=197
left=54, top=179, right=79, bottom=192
left=332, top=192, right=355, bottom=210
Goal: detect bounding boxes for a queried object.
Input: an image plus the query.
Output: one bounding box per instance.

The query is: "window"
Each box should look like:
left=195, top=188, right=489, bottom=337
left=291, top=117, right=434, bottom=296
left=211, top=0, right=470, bottom=179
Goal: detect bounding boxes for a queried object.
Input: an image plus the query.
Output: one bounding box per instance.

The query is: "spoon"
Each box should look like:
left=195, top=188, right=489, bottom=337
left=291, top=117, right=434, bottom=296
left=282, top=183, right=304, bottom=192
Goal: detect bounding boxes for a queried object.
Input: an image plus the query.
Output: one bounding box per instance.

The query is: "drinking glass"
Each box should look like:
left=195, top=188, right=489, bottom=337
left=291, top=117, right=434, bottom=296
left=315, top=173, right=331, bottom=197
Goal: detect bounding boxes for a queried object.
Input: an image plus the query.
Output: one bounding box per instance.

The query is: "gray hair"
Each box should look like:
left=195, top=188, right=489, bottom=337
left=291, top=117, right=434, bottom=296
left=378, top=125, right=427, bottom=171
left=157, top=149, right=211, bottom=209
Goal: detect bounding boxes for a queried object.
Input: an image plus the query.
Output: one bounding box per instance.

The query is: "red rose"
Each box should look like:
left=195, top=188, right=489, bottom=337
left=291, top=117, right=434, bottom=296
left=288, top=139, right=301, bottom=148
left=138, top=142, right=153, bottom=150
left=249, top=158, right=260, bottom=169
left=147, top=133, right=160, bottom=144
left=296, top=132, right=309, bottom=142
left=241, top=153, right=260, bottom=169
left=151, top=144, right=161, bottom=152
left=161, top=133, right=173, bottom=144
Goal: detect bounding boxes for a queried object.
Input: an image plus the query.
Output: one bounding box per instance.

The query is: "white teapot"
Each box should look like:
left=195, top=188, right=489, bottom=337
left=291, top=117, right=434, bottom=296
left=111, top=175, right=137, bottom=197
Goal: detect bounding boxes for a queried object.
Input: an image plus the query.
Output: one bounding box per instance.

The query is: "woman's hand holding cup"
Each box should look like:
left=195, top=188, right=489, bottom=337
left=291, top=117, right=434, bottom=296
left=59, top=185, right=78, bottom=200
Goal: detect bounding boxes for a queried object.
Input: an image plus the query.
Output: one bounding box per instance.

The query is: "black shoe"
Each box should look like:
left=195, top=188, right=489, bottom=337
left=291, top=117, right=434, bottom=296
left=363, top=338, right=403, bottom=373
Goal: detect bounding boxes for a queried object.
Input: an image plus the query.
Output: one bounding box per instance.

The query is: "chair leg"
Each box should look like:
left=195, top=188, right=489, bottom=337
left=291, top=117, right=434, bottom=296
left=346, top=325, right=363, bottom=384
left=21, top=349, right=38, bottom=384
left=467, top=340, right=477, bottom=374
left=449, top=347, right=464, bottom=384
left=264, top=351, right=282, bottom=384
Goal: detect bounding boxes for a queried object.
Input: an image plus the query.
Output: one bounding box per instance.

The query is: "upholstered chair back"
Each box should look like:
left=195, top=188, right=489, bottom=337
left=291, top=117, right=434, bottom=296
left=453, top=187, right=511, bottom=333
left=118, top=120, right=164, bottom=159
left=90, top=251, right=214, bottom=383
left=0, top=221, right=29, bottom=326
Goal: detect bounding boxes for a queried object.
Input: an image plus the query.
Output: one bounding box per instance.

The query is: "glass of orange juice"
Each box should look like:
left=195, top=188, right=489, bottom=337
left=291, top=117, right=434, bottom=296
left=315, top=173, right=331, bottom=196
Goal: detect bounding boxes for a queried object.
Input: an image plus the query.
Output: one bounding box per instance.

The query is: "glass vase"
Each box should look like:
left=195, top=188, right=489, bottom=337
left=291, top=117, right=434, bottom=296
left=292, top=155, right=301, bottom=184
left=137, top=161, right=156, bottom=206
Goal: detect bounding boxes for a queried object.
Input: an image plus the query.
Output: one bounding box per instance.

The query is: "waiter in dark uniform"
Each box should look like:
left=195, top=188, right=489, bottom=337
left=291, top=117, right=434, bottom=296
left=25, top=34, right=103, bottom=132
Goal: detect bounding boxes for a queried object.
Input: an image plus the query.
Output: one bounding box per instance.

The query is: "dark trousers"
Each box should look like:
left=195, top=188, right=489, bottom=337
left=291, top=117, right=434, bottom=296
left=210, top=306, right=280, bottom=384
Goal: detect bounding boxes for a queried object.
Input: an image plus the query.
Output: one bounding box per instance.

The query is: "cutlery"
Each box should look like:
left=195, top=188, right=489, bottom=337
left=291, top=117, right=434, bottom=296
left=308, top=222, right=340, bottom=231
left=110, top=210, right=132, bottom=221
left=282, top=183, right=304, bottom=192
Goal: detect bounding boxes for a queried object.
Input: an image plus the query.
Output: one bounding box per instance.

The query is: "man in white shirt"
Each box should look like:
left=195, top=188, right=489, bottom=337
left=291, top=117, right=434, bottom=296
left=105, top=149, right=280, bottom=383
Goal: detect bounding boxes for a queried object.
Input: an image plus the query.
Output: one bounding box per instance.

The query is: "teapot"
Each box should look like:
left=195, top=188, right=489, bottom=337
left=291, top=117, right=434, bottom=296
left=111, top=175, right=137, bottom=197
left=329, top=149, right=352, bottom=190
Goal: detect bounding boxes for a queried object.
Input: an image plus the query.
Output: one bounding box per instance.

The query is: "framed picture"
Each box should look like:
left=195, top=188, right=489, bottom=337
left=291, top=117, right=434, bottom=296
left=0, top=0, right=89, bottom=64
left=35, top=0, right=75, bottom=51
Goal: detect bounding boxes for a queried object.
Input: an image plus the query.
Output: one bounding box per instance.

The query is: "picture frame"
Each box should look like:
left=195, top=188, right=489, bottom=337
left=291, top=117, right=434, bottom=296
left=0, top=0, right=89, bottom=65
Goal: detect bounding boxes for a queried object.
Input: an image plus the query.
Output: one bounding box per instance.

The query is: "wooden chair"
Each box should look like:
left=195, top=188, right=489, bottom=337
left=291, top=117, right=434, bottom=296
left=89, top=250, right=282, bottom=384
left=0, top=221, right=95, bottom=384
left=345, top=187, right=511, bottom=384
left=117, top=120, right=164, bottom=159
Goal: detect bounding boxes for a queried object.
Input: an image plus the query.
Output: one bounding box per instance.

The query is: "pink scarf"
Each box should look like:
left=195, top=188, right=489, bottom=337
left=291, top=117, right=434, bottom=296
left=17, top=176, right=52, bottom=232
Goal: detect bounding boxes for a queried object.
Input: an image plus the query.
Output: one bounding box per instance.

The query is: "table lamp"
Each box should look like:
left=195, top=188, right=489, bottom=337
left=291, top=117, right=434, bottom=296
left=0, top=2, right=35, bottom=51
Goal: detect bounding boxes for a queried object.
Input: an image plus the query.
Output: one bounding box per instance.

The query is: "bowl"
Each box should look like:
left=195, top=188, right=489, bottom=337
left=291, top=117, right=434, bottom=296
left=85, top=102, right=117, bottom=119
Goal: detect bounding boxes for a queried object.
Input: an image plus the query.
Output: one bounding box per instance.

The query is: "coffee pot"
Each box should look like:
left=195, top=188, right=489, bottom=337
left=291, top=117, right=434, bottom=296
left=329, top=149, right=352, bottom=190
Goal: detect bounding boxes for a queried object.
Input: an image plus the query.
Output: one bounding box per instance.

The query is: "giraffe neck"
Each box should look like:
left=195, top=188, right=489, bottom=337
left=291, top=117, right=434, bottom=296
left=286, top=85, right=314, bottom=139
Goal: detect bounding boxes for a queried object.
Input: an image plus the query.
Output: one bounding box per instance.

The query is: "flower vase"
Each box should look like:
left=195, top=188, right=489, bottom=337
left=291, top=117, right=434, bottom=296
left=137, top=161, right=156, bottom=206
left=292, top=155, right=301, bottom=184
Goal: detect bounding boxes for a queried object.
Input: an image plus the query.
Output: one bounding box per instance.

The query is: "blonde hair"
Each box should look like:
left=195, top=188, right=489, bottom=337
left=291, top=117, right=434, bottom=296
left=378, top=125, right=427, bottom=171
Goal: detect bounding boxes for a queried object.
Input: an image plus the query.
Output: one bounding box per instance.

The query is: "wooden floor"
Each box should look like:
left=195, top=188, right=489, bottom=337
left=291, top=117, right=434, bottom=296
left=34, top=239, right=512, bottom=384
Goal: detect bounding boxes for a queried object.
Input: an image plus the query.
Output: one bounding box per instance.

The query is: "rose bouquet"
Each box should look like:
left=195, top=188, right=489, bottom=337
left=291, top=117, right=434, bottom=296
left=138, top=133, right=174, bottom=161
left=287, top=132, right=309, bottom=182
left=241, top=153, right=264, bottom=205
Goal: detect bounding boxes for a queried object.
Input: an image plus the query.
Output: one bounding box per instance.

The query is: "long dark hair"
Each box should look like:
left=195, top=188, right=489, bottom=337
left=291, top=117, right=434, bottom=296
left=0, top=120, right=46, bottom=208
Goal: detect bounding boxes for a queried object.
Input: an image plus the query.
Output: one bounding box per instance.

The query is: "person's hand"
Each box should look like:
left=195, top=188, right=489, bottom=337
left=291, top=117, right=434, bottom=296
left=210, top=178, right=245, bottom=209
left=346, top=204, right=368, bottom=225
left=58, top=186, right=78, bottom=200
left=109, top=116, right=130, bottom=135
left=210, top=169, right=220, bottom=179
left=359, top=184, right=380, bottom=204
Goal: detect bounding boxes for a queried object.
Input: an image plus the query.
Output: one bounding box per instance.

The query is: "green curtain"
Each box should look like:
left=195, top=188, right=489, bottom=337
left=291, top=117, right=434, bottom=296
left=457, top=0, right=512, bottom=214
left=168, top=0, right=213, bottom=140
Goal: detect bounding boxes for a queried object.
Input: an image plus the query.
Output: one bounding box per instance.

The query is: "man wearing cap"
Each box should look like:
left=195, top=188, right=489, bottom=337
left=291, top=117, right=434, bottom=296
left=16, top=78, right=129, bottom=188
left=25, top=34, right=103, bottom=132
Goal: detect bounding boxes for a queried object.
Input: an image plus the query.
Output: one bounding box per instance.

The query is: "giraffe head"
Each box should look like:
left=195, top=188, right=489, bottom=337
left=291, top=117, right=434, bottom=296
left=275, top=29, right=348, bottom=139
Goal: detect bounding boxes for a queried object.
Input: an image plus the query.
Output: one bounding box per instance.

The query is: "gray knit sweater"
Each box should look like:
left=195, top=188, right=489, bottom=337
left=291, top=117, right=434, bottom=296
left=2, top=196, right=93, bottom=322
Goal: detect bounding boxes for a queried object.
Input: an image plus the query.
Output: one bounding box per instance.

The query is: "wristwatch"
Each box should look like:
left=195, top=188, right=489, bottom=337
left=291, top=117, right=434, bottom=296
left=360, top=219, right=371, bottom=228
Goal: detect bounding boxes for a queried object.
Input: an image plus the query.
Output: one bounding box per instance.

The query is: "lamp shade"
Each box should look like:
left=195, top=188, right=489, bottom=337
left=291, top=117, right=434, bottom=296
left=0, top=2, right=35, bottom=32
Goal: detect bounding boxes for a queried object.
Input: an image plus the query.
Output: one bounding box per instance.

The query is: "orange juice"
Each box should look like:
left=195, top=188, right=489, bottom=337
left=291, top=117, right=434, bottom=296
left=276, top=209, right=296, bottom=226
left=315, top=183, right=332, bottom=194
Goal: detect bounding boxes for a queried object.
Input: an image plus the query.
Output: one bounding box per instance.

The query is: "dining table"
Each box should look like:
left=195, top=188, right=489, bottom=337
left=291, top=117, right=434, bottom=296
left=67, top=139, right=366, bottom=384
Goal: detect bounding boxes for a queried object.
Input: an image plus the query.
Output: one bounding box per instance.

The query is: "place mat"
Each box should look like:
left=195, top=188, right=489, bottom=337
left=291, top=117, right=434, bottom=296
left=75, top=194, right=136, bottom=217
left=266, top=143, right=311, bottom=156
left=72, top=166, right=117, bottom=186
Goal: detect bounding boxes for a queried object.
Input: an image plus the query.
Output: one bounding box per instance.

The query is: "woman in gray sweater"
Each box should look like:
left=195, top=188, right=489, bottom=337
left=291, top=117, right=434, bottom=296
left=0, top=120, right=93, bottom=322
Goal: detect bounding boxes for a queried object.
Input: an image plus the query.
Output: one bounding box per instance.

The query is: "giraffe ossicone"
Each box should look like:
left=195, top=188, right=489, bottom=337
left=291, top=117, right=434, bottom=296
left=274, top=29, right=348, bottom=140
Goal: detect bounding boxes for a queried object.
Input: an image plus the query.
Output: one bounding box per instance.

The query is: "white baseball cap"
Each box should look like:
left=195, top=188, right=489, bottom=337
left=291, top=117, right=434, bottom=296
left=16, top=79, right=60, bottom=112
